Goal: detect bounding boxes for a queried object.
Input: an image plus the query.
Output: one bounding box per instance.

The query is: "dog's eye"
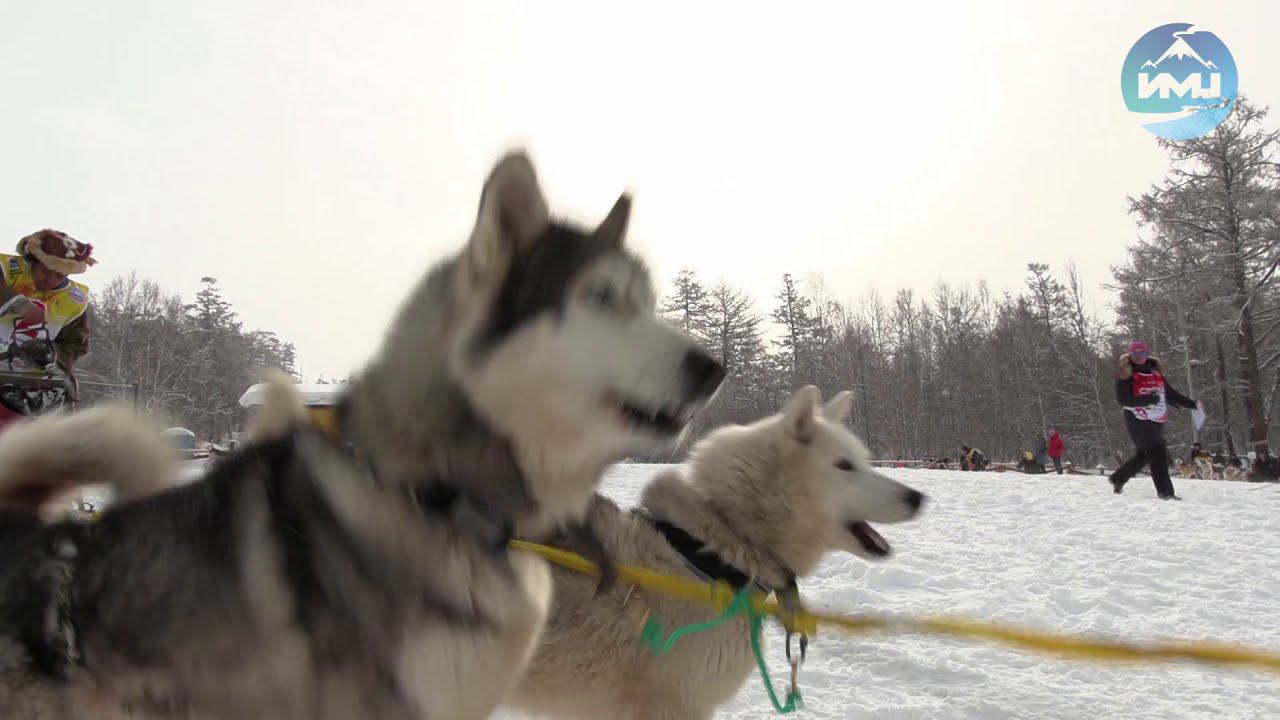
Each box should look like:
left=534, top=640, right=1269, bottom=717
left=584, top=284, right=616, bottom=309
left=835, top=459, right=854, bottom=472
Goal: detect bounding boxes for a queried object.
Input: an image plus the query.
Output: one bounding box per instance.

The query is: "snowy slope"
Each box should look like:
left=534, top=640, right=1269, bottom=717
left=505, top=465, right=1280, bottom=720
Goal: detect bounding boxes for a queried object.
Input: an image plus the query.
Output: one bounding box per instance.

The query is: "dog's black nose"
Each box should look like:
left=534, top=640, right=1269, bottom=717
left=681, top=349, right=726, bottom=398
left=903, top=489, right=926, bottom=512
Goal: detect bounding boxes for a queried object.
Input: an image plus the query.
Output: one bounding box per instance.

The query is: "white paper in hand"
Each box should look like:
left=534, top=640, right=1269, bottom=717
left=1191, top=405, right=1206, bottom=431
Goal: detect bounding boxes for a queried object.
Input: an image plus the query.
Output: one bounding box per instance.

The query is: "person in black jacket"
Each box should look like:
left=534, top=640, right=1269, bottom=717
left=1109, top=341, right=1200, bottom=500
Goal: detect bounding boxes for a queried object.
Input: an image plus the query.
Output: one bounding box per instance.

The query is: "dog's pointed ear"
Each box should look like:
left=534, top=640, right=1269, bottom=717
left=822, top=390, right=854, bottom=424
left=468, top=151, right=550, bottom=279
left=595, top=193, right=631, bottom=247
left=782, top=385, right=820, bottom=444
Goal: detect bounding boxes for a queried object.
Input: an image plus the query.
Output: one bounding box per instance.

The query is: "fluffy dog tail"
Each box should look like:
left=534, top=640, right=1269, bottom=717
left=245, top=369, right=310, bottom=442
left=0, top=403, right=177, bottom=517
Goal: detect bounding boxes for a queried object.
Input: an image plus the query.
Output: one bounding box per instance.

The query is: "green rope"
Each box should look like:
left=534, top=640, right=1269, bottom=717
left=640, top=585, right=750, bottom=655
left=749, top=601, right=802, bottom=713
left=640, top=586, right=803, bottom=714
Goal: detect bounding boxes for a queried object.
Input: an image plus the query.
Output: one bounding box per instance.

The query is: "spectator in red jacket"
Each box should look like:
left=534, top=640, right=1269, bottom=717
left=1048, top=430, right=1066, bottom=475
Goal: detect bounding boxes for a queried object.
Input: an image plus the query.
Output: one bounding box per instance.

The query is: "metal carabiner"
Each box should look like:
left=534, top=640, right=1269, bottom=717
left=787, top=633, right=805, bottom=700
left=784, top=627, right=809, bottom=665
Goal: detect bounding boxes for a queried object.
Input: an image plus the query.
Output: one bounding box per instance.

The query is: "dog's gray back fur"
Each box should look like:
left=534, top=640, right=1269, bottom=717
left=1, top=424, right=548, bottom=719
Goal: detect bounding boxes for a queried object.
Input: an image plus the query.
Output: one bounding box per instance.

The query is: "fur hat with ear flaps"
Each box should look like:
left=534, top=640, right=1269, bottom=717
left=16, top=229, right=97, bottom=276
left=1117, top=352, right=1162, bottom=380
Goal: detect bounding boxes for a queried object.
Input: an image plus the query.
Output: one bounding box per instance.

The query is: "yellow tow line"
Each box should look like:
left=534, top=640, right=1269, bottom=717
left=297, top=414, right=1279, bottom=676
left=509, top=540, right=1280, bottom=675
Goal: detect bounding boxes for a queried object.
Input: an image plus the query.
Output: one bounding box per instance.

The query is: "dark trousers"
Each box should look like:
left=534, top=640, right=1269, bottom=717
left=1052, top=457, right=1063, bottom=475
left=1112, top=444, right=1177, bottom=497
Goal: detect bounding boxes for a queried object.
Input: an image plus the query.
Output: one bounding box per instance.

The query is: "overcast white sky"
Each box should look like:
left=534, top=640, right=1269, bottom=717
left=4, top=1, right=1279, bottom=380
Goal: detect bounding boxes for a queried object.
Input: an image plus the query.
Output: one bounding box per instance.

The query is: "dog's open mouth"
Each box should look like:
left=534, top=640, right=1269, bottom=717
left=606, top=393, right=694, bottom=436
left=847, top=521, right=891, bottom=558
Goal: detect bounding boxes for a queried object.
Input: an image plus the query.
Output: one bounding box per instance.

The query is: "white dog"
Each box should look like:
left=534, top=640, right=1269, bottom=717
left=509, top=386, right=926, bottom=720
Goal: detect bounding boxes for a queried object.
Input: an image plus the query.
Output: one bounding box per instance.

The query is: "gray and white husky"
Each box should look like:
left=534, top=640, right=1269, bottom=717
left=508, top=386, right=925, bottom=720
left=0, top=151, right=724, bottom=719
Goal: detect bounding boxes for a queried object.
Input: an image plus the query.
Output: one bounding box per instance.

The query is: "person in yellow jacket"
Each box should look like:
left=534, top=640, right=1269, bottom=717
left=0, top=229, right=95, bottom=422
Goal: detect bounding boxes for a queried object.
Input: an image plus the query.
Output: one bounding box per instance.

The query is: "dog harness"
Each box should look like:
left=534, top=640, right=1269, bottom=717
left=644, top=516, right=771, bottom=592
left=413, top=483, right=514, bottom=555
left=639, top=512, right=811, bottom=670
left=330, top=398, right=518, bottom=557
left=258, top=429, right=517, bottom=560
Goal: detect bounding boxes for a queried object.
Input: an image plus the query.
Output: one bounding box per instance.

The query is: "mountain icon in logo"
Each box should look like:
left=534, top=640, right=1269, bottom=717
left=1121, top=23, right=1238, bottom=141
left=1140, top=35, right=1218, bottom=70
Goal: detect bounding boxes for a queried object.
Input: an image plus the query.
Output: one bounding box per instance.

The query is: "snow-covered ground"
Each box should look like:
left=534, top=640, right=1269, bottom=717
left=76, top=460, right=1280, bottom=718
left=506, top=465, right=1280, bottom=720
